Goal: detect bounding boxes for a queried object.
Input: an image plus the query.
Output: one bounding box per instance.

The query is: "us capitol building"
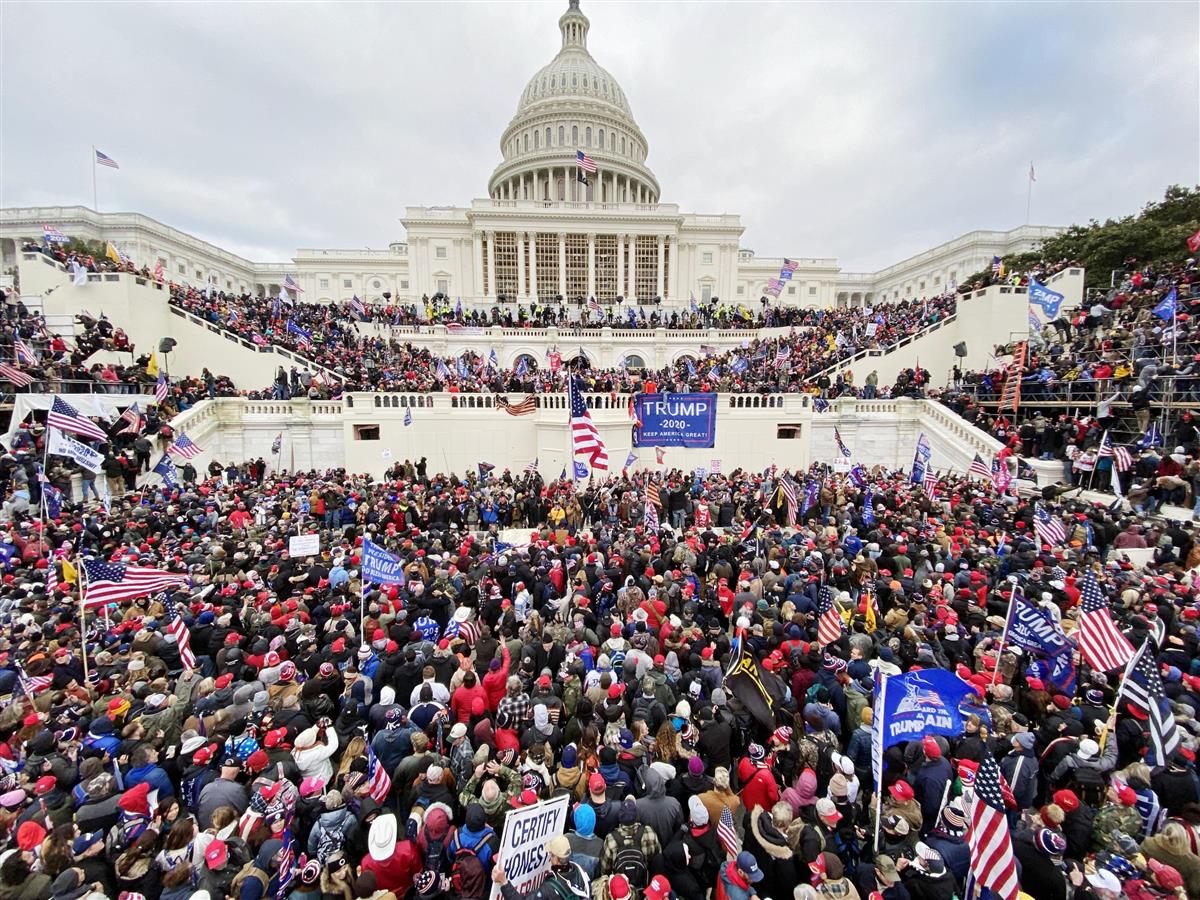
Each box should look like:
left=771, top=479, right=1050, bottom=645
left=0, top=0, right=1059, bottom=312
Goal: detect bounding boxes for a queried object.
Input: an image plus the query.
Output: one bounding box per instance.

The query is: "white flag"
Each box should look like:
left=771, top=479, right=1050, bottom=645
left=47, top=427, right=104, bottom=473
left=72, top=262, right=88, bottom=287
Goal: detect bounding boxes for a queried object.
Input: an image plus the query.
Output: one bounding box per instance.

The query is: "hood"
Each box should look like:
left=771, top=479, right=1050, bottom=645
left=641, top=767, right=666, bottom=799
left=424, top=805, right=451, bottom=841
left=256, top=838, right=283, bottom=870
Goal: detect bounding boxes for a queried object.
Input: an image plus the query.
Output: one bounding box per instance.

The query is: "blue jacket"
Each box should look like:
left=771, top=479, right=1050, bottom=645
left=125, top=763, right=175, bottom=798
left=912, top=758, right=953, bottom=830
left=924, top=831, right=970, bottom=883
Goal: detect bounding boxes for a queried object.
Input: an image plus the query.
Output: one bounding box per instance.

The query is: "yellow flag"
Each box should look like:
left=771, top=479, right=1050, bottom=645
left=61, top=559, right=77, bottom=585
left=105, top=242, right=122, bottom=265
left=146, top=352, right=159, bottom=377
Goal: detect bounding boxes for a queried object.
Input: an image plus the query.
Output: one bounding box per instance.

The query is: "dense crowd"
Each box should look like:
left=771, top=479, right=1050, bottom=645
left=0, top=430, right=1193, bottom=900
left=167, top=285, right=960, bottom=398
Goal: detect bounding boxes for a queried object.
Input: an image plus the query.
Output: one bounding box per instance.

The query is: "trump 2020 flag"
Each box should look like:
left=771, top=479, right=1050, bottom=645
left=1028, top=278, right=1065, bottom=320
left=876, top=669, right=990, bottom=752
left=361, top=537, right=405, bottom=586
left=573, top=460, right=589, bottom=479
left=1153, top=287, right=1178, bottom=322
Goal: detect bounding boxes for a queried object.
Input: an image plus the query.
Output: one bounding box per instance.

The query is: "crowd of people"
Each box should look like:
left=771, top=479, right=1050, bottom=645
left=0, top=424, right=1193, bottom=900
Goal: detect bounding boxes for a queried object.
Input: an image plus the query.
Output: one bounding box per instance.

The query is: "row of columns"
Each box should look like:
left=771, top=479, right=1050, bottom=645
left=476, top=231, right=671, bottom=301
left=493, top=168, right=656, bottom=204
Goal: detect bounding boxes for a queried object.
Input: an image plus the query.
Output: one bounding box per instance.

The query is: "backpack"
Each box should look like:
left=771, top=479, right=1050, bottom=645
left=315, top=821, right=346, bottom=862
left=611, top=825, right=649, bottom=890
left=229, top=861, right=269, bottom=898
left=450, top=841, right=489, bottom=900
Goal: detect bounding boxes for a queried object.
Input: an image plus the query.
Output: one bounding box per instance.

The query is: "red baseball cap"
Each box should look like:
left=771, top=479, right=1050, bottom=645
left=588, top=773, right=606, bottom=795
left=644, top=875, right=672, bottom=900
left=204, top=839, right=228, bottom=868
left=889, top=781, right=914, bottom=802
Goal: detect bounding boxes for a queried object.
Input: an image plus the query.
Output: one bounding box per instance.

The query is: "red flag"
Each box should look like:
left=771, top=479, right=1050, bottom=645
left=1188, top=228, right=1200, bottom=254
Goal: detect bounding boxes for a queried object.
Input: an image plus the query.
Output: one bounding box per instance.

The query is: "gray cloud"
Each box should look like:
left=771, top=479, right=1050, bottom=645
left=2, top=1, right=1196, bottom=272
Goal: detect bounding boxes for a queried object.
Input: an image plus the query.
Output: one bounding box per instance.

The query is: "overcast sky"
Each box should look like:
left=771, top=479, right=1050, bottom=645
left=3, top=1, right=1197, bottom=271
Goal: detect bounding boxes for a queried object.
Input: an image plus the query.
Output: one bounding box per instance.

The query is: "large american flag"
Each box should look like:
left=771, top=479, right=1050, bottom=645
left=1121, top=638, right=1181, bottom=766
left=117, top=403, right=143, bottom=436
left=496, top=395, right=536, bottom=416
left=716, top=806, right=740, bottom=857
left=155, top=374, right=169, bottom=404
left=167, top=433, right=203, bottom=459
left=780, top=477, right=797, bottom=525
left=282, top=274, right=304, bottom=294
left=17, top=666, right=52, bottom=698
left=968, top=453, right=992, bottom=479
left=275, top=827, right=297, bottom=900
left=1033, top=503, right=1065, bottom=547
left=1077, top=571, right=1134, bottom=672
left=95, top=149, right=119, bottom=169
left=833, top=427, right=852, bottom=458
left=576, top=149, right=597, bottom=173
left=82, top=558, right=189, bottom=608
left=646, top=480, right=661, bottom=508
left=568, top=377, right=608, bottom=470
left=366, top=744, right=392, bottom=802
left=781, top=258, right=799, bottom=276
left=967, top=751, right=1019, bottom=900
left=817, top=585, right=844, bottom=647
left=1099, top=432, right=1133, bottom=472
left=47, top=396, right=109, bottom=442
left=166, top=613, right=197, bottom=670
left=0, top=363, right=32, bottom=387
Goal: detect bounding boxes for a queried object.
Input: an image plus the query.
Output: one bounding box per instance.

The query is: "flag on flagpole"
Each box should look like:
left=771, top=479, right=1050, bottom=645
left=82, top=558, right=188, bottom=608
left=817, top=586, right=844, bottom=647
left=716, top=806, right=740, bottom=857
left=13, top=337, right=37, bottom=365
left=576, top=149, right=598, bottom=172
left=42, top=225, right=67, bottom=244
left=833, top=427, right=852, bottom=458
left=403, top=408, right=412, bottom=426
left=271, top=433, right=282, bottom=455
left=366, top=745, right=392, bottom=802
left=47, top=396, right=109, bottom=442
left=165, top=614, right=197, bottom=670
left=95, top=149, right=119, bottom=169
left=153, top=454, right=179, bottom=488
left=155, top=373, right=169, bottom=405
left=1033, top=503, right=1065, bottom=547
left=967, top=751, right=1020, bottom=900
left=968, top=453, right=992, bottom=479
left=282, top=274, right=304, bottom=294
left=569, top=377, right=608, bottom=470
left=524, top=458, right=538, bottom=474
left=624, top=451, right=637, bottom=469
left=166, top=433, right=203, bottom=459
left=1120, top=638, right=1181, bottom=766
left=0, top=363, right=32, bottom=387
left=1077, top=571, right=1135, bottom=672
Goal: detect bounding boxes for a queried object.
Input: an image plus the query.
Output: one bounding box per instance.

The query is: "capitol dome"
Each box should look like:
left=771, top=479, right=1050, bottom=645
left=488, top=0, right=660, bottom=204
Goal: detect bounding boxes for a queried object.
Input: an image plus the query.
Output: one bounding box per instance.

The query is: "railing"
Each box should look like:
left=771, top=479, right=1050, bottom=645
left=807, top=313, right=959, bottom=381
left=2, top=378, right=155, bottom=396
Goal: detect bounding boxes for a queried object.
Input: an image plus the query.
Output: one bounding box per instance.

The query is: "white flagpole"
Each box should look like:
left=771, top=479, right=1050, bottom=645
left=872, top=671, right=888, bottom=855
left=990, top=582, right=1020, bottom=686
left=1025, top=161, right=1034, bottom=225
left=91, top=146, right=98, bottom=211
left=79, top=566, right=90, bottom=685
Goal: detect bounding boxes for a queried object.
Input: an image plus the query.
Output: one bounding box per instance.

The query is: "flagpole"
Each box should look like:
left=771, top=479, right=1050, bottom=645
left=1025, top=162, right=1033, bottom=225
left=1100, top=637, right=1143, bottom=752
left=872, top=671, right=888, bottom=856
left=79, top=566, right=90, bottom=685
left=1087, top=431, right=1107, bottom=493
left=990, top=583, right=1020, bottom=687
left=91, top=146, right=98, bottom=211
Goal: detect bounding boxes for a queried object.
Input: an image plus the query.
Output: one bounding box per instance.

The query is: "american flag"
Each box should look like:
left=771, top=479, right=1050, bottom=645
left=17, top=666, right=52, bottom=698
left=833, top=427, right=852, bottom=458
left=781, top=258, right=799, bottom=276
left=42, top=225, right=67, bottom=244
left=968, top=453, right=992, bottom=479
left=272, top=433, right=282, bottom=454
left=496, top=394, right=537, bottom=416
left=166, top=613, right=197, bottom=670
left=817, top=585, right=844, bottom=647
left=1033, top=503, right=1065, bottom=547
left=646, top=480, right=661, bottom=508
left=991, top=456, right=1012, bottom=493
left=349, top=295, right=366, bottom=319
left=569, top=377, right=608, bottom=470
left=991, top=256, right=1003, bottom=275
left=588, top=297, right=601, bottom=313
left=1077, top=571, right=1134, bottom=672
left=775, top=344, right=791, bottom=363
left=923, top=468, right=939, bottom=497
left=282, top=274, right=304, bottom=294
left=0, top=363, right=32, bottom=387
left=967, top=751, right=1019, bottom=900
left=47, top=395, right=109, bottom=442
left=13, top=337, right=37, bottom=365
left=1120, top=638, right=1181, bottom=766
left=153, top=373, right=168, bottom=404
left=82, top=558, right=189, bottom=608
left=655, top=447, right=665, bottom=465
left=117, top=403, right=142, bottom=435
left=167, top=433, right=203, bottom=459
left=780, top=477, right=797, bottom=525
left=1099, top=432, right=1132, bottom=472
left=525, top=458, right=538, bottom=473
left=366, top=744, right=392, bottom=802
left=644, top=501, right=660, bottom=531
left=95, top=149, right=119, bottom=169
left=716, top=806, right=740, bottom=857
left=576, top=149, right=597, bottom=173
left=766, top=278, right=783, bottom=295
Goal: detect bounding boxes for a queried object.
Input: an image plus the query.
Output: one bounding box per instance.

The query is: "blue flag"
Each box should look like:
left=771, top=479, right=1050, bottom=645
left=489, top=349, right=499, bottom=370
left=730, top=356, right=748, bottom=374
left=686, top=358, right=697, bottom=378
left=1153, top=287, right=1177, bottom=322
left=1028, top=278, right=1065, bottom=319
left=560, top=466, right=567, bottom=481
left=624, top=451, right=637, bottom=469
left=478, top=462, right=495, bottom=479
left=153, top=454, right=178, bottom=488
left=286, top=320, right=312, bottom=346
left=1137, top=422, right=1164, bottom=448
left=573, top=461, right=589, bottom=479
left=361, top=536, right=405, bottom=586
left=1003, top=592, right=1076, bottom=693
left=875, top=669, right=991, bottom=751
left=848, top=464, right=867, bottom=488
left=515, top=356, right=528, bottom=377
left=403, top=408, right=412, bottom=427
left=861, top=488, right=875, bottom=525
left=0, top=544, right=17, bottom=567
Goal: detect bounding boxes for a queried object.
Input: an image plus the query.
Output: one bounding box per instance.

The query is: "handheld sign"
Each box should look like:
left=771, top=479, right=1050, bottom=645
left=288, top=533, right=320, bottom=557
left=489, top=795, right=570, bottom=900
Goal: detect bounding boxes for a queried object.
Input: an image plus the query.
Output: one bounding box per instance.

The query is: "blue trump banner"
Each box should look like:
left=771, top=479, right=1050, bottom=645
left=361, top=537, right=405, bottom=585
left=1029, top=278, right=1065, bottom=323
left=632, top=392, right=717, bottom=448
left=875, top=669, right=991, bottom=752
left=1003, top=592, right=1076, bottom=692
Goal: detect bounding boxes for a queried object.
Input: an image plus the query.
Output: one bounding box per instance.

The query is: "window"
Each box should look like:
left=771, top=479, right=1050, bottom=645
left=177, top=264, right=185, bottom=274
left=514, top=353, right=538, bottom=372
left=400, top=280, right=409, bottom=290
left=950, top=271, right=957, bottom=283
left=534, top=131, right=539, bottom=149
left=572, top=126, right=578, bottom=144
left=621, top=137, right=625, bottom=153
left=372, top=280, right=381, bottom=289
left=319, top=278, right=329, bottom=290
left=702, top=252, right=713, bottom=265
left=598, top=127, right=604, bottom=148
left=585, top=126, right=591, bottom=145
left=559, top=126, right=565, bottom=145
left=623, top=354, right=646, bottom=369
left=343, top=279, right=353, bottom=289
left=701, top=285, right=712, bottom=303
left=787, top=286, right=795, bottom=295
left=545, top=127, right=551, bottom=147
left=777, top=424, right=803, bottom=439
left=435, top=246, right=447, bottom=259
left=195, top=270, right=202, bottom=279
left=919, top=280, right=925, bottom=290
left=737, top=286, right=745, bottom=295
left=354, top=424, right=380, bottom=441
left=809, top=286, right=817, bottom=296
left=524, top=134, right=528, bottom=152
left=934, top=276, right=941, bottom=285
left=437, top=279, right=449, bottom=294
left=610, top=133, right=615, bottom=151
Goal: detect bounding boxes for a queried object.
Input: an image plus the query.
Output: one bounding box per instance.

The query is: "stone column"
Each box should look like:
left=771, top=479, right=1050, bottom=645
left=616, top=233, right=625, bottom=299
left=628, top=234, right=637, bottom=301
left=558, top=232, right=566, bottom=299
left=656, top=235, right=665, bottom=299
left=516, top=232, right=526, bottom=300
left=473, top=232, right=484, bottom=299
left=485, top=231, right=495, bottom=300
left=529, top=231, right=539, bottom=303
left=587, top=233, right=596, bottom=300
left=664, top=236, right=674, bottom=301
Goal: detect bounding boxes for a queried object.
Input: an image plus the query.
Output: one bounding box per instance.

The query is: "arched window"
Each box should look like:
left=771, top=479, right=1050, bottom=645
left=585, top=126, right=592, bottom=145
left=558, top=125, right=565, bottom=145
left=623, top=354, right=646, bottom=369
left=523, top=133, right=529, bottom=152
left=572, top=73, right=577, bottom=86
left=513, top=353, right=538, bottom=372
left=572, top=126, right=578, bottom=144
left=534, top=130, right=539, bottom=149
left=545, top=127, right=551, bottom=147
left=598, top=127, right=605, bottom=148
left=551, top=76, right=556, bottom=88
left=610, top=132, right=615, bottom=151
left=620, top=137, right=625, bottom=153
